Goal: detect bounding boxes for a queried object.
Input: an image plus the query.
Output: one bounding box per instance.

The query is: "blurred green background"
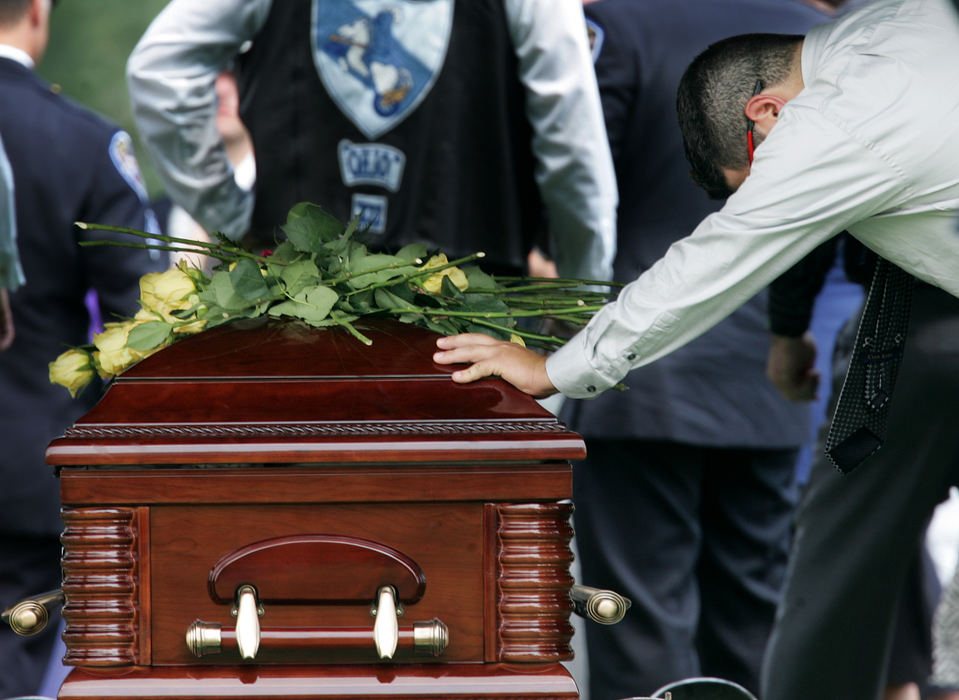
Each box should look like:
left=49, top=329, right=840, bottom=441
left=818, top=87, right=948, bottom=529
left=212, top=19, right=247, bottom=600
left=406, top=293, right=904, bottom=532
left=38, top=0, right=170, bottom=196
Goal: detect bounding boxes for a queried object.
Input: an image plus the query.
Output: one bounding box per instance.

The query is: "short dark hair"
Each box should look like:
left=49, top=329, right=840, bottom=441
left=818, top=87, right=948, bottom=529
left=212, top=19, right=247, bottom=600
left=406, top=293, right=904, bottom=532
left=677, top=33, right=803, bottom=199
left=0, top=0, right=31, bottom=27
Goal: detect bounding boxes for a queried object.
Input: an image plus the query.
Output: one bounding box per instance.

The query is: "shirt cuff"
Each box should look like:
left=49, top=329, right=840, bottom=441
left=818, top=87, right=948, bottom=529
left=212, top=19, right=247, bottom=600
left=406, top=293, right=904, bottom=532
left=545, top=329, right=626, bottom=399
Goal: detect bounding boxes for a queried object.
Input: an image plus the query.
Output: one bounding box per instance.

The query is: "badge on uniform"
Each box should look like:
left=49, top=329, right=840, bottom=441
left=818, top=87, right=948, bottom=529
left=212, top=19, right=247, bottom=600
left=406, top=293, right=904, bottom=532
left=585, top=17, right=604, bottom=63
left=312, top=0, right=454, bottom=138
left=108, top=131, right=149, bottom=203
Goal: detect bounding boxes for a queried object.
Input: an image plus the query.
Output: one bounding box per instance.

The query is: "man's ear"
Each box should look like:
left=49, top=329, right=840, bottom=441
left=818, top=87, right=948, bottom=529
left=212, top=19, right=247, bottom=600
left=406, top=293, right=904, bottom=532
left=745, top=94, right=787, bottom=133
left=28, top=0, right=43, bottom=24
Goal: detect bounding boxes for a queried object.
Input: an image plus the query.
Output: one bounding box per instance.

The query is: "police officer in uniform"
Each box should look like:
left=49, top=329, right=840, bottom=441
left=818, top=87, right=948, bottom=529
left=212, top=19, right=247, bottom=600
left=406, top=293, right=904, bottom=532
left=0, top=0, right=165, bottom=694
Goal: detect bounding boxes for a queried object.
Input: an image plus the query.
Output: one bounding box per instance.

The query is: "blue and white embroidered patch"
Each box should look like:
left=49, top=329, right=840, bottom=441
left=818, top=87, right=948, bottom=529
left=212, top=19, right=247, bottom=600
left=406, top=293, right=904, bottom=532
left=351, top=192, right=388, bottom=234
left=338, top=139, right=406, bottom=191
left=108, top=131, right=148, bottom=203
left=585, top=17, right=604, bottom=63
left=313, top=0, right=453, bottom=139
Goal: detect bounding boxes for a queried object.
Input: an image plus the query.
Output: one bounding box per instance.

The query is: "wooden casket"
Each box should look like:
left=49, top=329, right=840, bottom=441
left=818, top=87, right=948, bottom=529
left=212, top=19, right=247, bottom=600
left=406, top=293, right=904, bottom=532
left=45, top=318, right=587, bottom=699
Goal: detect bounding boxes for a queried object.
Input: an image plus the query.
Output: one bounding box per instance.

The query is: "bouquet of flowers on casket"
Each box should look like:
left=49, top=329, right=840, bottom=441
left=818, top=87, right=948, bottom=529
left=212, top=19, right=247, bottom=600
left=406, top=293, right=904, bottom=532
left=50, top=202, right=618, bottom=397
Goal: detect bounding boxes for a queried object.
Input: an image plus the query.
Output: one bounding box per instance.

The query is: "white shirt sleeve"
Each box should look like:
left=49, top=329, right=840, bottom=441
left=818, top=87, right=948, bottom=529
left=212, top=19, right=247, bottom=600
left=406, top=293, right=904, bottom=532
left=126, top=0, right=272, bottom=241
left=504, top=0, right=617, bottom=282
left=546, top=105, right=907, bottom=398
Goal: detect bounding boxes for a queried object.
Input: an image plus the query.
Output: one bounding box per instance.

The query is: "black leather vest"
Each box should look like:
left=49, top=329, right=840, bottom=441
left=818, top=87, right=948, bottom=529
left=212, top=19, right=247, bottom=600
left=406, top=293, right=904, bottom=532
left=236, top=0, right=542, bottom=274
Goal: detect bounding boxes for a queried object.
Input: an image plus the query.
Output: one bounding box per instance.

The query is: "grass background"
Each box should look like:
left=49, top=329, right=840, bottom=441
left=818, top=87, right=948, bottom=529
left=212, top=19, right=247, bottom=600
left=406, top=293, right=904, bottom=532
left=38, top=0, right=170, bottom=196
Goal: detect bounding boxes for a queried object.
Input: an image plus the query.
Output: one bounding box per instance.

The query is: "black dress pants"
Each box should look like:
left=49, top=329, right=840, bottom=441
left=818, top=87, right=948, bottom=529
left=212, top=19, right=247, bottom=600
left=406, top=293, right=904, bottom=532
left=573, top=439, right=798, bottom=700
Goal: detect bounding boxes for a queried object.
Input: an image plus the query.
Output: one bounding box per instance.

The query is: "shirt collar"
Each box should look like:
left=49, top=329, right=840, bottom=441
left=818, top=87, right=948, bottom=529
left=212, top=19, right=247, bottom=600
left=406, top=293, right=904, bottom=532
left=0, top=44, right=35, bottom=70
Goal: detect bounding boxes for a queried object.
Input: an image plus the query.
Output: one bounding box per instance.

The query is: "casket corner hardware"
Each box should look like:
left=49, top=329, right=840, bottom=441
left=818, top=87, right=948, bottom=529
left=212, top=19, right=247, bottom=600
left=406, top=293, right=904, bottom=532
left=1, top=589, right=64, bottom=637
left=570, top=584, right=631, bottom=625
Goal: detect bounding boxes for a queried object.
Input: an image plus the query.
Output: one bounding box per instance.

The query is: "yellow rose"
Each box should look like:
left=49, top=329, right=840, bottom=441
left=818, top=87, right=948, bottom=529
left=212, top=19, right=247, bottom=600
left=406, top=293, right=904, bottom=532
left=136, top=293, right=206, bottom=335
left=48, top=348, right=96, bottom=398
left=509, top=333, right=526, bottom=347
left=420, top=254, right=469, bottom=294
left=93, top=321, right=150, bottom=379
left=173, top=315, right=207, bottom=336
left=139, top=267, right=199, bottom=323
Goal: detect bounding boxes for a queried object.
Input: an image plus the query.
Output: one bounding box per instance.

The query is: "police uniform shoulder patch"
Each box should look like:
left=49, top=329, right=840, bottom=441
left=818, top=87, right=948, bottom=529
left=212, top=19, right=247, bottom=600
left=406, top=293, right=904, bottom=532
left=585, top=17, right=604, bottom=63
left=108, top=131, right=148, bottom=203
left=312, top=0, right=454, bottom=139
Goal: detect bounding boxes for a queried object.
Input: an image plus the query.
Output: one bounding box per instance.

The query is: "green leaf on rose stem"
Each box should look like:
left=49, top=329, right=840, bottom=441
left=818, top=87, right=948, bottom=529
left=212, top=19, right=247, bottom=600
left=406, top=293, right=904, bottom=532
left=374, top=287, right=414, bottom=311
left=230, top=258, right=271, bottom=302
left=440, top=275, right=465, bottom=301
left=424, top=317, right=459, bottom=336
left=197, top=304, right=232, bottom=328
left=282, top=203, right=344, bottom=252
left=345, top=253, right=399, bottom=288
left=267, top=285, right=338, bottom=323
left=320, top=233, right=355, bottom=263
left=265, top=242, right=301, bottom=274
left=412, top=290, right=445, bottom=309
left=460, top=294, right=510, bottom=314
left=330, top=309, right=360, bottom=324
left=178, top=264, right=209, bottom=287
left=467, top=322, right=512, bottom=341
left=387, top=282, right=415, bottom=302
left=342, top=289, right=374, bottom=314
left=343, top=215, right=361, bottom=239
left=396, top=243, right=427, bottom=262
left=202, top=270, right=256, bottom=313
left=127, top=321, right=173, bottom=351
left=463, top=265, right=498, bottom=290
left=280, top=259, right=322, bottom=294
left=170, top=304, right=204, bottom=321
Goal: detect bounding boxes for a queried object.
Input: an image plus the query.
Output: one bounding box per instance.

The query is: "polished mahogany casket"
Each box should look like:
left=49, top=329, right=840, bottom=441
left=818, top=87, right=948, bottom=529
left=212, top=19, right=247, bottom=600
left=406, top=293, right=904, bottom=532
left=46, top=318, right=586, bottom=698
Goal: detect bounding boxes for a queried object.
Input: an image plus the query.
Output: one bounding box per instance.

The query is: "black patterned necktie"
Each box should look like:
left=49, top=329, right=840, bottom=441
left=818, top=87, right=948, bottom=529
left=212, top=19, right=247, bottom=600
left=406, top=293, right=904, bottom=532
left=825, top=258, right=914, bottom=474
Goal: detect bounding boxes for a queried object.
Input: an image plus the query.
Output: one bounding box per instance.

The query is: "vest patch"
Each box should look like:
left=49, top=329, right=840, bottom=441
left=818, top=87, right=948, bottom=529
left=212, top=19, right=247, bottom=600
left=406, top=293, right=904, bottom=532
left=312, top=0, right=454, bottom=138
left=338, top=139, right=406, bottom=191
left=351, top=192, right=388, bottom=234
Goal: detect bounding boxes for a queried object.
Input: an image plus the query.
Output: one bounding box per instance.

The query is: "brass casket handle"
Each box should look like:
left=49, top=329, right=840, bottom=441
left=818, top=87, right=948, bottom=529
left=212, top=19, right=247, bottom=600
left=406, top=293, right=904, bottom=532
left=570, top=584, right=631, bottom=625
left=2, top=589, right=64, bottom=636
left=186, top=584, right=448, bottom=660
left=232, top=584, right=263, bottom=660
left=371, top=585, right=401, bottom=659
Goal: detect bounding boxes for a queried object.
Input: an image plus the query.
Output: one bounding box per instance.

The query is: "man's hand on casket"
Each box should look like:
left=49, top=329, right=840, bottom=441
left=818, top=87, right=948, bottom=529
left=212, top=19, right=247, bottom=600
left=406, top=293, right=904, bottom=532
left=434, top=333, right=558, bottom=398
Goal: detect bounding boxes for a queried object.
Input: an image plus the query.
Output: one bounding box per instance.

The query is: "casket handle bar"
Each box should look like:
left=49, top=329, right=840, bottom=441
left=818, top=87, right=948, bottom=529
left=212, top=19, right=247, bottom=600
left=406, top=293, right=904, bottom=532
left=2, top=588, right=64, bottom=636
left=186, top=584, right=448, bottom=660
left=570, top=584, right=631, bottom=625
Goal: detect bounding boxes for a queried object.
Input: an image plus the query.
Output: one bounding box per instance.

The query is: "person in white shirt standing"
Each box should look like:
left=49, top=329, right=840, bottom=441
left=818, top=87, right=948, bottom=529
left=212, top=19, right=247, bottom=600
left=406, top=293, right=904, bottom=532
left=434, top=1, right=959, bottom=697
left=127, top=0, right=617, bottom=283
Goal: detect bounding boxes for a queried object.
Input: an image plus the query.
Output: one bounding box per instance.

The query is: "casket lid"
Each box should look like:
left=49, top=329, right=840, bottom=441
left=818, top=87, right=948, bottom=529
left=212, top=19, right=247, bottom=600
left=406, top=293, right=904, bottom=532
left=47, top=318, right=584, bottom=466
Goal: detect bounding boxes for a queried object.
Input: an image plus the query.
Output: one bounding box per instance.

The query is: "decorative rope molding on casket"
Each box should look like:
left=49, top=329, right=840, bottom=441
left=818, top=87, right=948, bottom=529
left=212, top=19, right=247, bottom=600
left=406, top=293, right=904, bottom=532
left=63, top=419, right=566, bottom=441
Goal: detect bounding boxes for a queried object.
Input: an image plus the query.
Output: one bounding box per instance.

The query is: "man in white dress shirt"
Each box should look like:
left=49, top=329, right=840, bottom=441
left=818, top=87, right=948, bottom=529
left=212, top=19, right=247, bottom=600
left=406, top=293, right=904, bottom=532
left=435, top=0, right=959, bottom=696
